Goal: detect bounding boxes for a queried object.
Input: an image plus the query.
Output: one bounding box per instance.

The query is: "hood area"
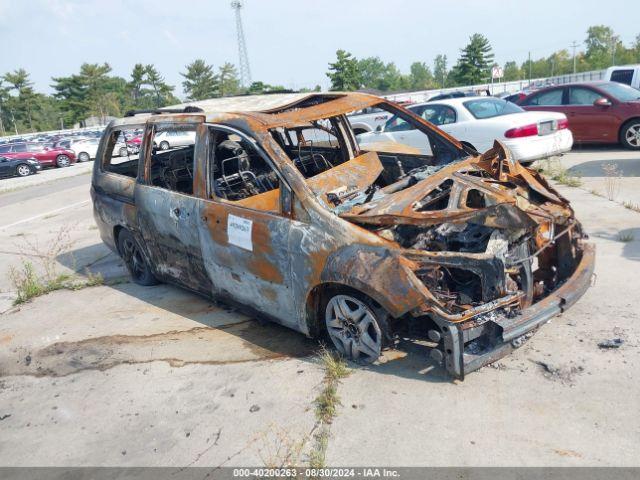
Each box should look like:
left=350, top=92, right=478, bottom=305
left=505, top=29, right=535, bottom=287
left=331, top=142, right=586, bottom=321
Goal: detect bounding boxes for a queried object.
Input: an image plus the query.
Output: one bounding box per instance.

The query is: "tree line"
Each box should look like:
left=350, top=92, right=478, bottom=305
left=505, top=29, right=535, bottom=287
left=1, top=24, right=639, bottom=136
left=326, top=25, right=640, bottom=91
left=0, top=59, right=298, bottom=136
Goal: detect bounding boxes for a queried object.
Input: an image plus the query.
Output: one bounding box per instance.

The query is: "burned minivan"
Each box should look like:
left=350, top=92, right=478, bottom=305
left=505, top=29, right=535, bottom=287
left=91, top=93, right=595, bottom=379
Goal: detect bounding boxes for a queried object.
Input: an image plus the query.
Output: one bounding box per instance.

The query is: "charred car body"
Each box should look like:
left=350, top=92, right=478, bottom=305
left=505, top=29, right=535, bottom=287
left=91, top=93, right=595, bottom=379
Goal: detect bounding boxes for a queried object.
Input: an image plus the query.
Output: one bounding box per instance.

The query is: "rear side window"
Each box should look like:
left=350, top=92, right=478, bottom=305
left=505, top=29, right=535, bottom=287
left=610, top=69, right=634, bottom=85
left=522, top=89, right=563, bottom=106
left=102, top=127, right=142, bottom=179
left=148, top=125, right=197, bottom=195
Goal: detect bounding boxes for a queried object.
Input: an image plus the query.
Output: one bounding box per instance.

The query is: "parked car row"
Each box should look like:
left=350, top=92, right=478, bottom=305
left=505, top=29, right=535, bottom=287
left=358, top=96, right=573, bottom=165
left=0, top=127, right=146, bottom=178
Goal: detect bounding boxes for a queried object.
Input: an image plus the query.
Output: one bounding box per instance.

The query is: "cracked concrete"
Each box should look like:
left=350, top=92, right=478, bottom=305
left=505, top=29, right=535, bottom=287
left=0, top=149, right=639, bottom=466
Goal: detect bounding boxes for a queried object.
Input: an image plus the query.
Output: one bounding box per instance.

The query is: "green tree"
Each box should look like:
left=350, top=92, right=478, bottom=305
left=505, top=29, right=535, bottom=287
left=585, top=25, right=616, bottom=68
left=248, top=81, right=287, bottom=94
left=433, top=54, right=448, bottom=88
left=217, top=62, right=240, bottom=96
left=326, top=50, right=361, bottom=91
left=408, top=62, right=435, bottom=90
left=128, top=63, right=148, bottom=105
left=502, top=61, right=521, bottom=81
left=3, top=69, right=38, bottom=131
left=144, top=64, right=177, bottom=107
left=451, top=34, right=494, bottom=85
left=181, top=59, right=219, bottom=100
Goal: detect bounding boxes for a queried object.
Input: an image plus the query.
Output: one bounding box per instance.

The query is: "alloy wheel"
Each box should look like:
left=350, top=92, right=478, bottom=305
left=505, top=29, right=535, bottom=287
left=78, top=152, right=90, bottom=162
left=56, top=155, right=70, bottom=167
left=625, top=123, right=640, bottom=148
left=325, top=294, right=382, bottom=362
left=16, top=164, right=31, bottom=177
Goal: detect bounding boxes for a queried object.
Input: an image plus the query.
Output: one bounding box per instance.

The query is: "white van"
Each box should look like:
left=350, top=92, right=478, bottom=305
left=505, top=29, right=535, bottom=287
left=604, top=65, right=640, bottom=89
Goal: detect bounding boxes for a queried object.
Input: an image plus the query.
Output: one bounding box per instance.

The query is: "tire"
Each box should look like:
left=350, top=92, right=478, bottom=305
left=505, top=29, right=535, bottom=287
left=117, top=229, right=158, bottom=286
left=520, top=161, right=534, bottom=167
left=353, top=128, right=368, bottom=136
left=159, top=141, right=170, bottom=151
left=323, top=290, right=392, bottom=363
left=620, top=119, right=640, bottom=150
left=118, top=146, right=128, bottom=157
left=16, top=164, right=32, bottom=177
left=77, top=151, right=91, bottom=162
left=56, top=155, right=71, bottom=168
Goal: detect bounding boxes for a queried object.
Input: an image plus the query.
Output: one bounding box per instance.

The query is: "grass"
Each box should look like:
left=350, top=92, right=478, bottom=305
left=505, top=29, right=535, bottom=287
left=540, top=158, right=582, bottom=187
left=309, top=347, right=350, bottom=469
left=9, top=262, right=72, bottom=305
left=617, top=232, right=635, bottom=243
left=623, top=201, right=640, bottom=213
left=8, top=225, right=105, bottom=306
left=9, top=261, right=104, bottom=305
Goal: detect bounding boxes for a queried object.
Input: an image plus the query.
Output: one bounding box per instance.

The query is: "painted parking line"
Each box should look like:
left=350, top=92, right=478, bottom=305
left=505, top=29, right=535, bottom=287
left=0, top=199, right=91, bottom=230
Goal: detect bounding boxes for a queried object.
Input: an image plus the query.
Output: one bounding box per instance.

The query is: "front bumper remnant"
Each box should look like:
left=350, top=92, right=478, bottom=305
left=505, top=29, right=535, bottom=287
left=441, top=242, right=595, bottom=379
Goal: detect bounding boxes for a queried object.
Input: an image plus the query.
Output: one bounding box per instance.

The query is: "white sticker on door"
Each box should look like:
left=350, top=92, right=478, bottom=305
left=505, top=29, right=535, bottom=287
left=227, top=214, right=253, bottom=251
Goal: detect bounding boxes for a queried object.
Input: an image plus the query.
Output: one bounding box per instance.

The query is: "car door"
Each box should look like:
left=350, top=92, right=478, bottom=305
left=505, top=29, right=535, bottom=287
left=197, top=124, right=297, bottom=327
left=0, top=158, right=10, bottom=177
left=134, top=119, right=212, bottom=294
left=564, top=86, right=619, bottom=142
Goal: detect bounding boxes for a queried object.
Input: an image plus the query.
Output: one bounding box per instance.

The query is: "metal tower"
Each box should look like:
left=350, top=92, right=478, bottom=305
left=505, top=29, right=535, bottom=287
left=231, top=0, right=252, bottom=88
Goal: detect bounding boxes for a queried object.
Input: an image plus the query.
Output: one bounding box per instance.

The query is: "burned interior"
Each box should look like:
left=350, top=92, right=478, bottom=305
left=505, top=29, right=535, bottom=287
left=92, top=92, right=595, bottom=379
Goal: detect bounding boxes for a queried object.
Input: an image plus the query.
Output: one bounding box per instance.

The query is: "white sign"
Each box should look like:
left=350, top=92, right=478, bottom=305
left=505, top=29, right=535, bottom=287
left=491, top=66, right=504, bottom=79
left=227, top=214, right=253, bottom=251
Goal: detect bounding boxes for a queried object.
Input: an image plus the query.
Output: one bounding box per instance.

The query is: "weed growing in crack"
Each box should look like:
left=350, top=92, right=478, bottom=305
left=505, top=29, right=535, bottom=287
left=602, top=163, right=622, bottom=201
left=309, top=347, right=350, bottom=469
left=617, top=232, right=634, bottom=243
left=8, top=225, right=104, bottom=305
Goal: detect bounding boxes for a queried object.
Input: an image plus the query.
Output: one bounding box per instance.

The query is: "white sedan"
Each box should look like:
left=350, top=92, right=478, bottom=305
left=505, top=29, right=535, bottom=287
left=69, top=138, right=100, bottom=162
left=358, top=97, right=573, bottom=165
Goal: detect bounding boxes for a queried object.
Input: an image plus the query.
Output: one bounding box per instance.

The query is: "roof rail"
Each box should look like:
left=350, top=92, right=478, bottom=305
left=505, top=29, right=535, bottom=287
left=124, top=106, right=204, bottom=117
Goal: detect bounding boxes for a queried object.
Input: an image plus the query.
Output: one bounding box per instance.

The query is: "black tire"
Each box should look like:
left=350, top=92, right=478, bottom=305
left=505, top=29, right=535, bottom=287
left=353, top=128, right=368, bottom=136
left=520, top=161, right=534, bottom=167
left=321, top=288, right=393, bottom=363
left=56, top=154, right=71, bottom=168
left=77, top=151, right=91, bottom=162
left=117, top=229, right=158, bottom=286
left=159, top=141, right=170, bottom=150
left=16, top=164, right=32, bottom=177
left=620, top=119, right=640, bottom=150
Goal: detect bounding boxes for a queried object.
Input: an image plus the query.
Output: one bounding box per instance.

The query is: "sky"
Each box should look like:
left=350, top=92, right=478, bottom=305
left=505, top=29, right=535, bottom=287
left=0, top=0, right=638, bottom=98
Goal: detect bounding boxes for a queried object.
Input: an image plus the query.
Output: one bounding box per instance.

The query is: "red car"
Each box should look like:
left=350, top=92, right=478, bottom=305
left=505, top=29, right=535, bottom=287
left=0, top=142, right=77, bottom=167
left=518, top=81, right=640, bottom=149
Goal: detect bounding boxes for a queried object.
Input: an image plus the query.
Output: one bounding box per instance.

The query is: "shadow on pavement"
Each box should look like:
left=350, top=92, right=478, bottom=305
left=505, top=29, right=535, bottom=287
left=53, top=242, right=453, bottom=382
left=592, top=227, right=640, bottom=262
left=567, top=158, right=640, bottom=177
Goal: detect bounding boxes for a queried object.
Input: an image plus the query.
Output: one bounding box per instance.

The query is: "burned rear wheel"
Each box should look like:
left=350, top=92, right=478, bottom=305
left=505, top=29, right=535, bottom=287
left=117, top=229, right=158, bottom=286
left=324, top=293, right=389, bottom=363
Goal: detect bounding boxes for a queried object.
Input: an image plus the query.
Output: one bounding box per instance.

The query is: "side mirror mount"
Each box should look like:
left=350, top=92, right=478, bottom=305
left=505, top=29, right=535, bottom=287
left=375, top=124, right=383, bottom=133
left=594, top=97, right=612, bottom=107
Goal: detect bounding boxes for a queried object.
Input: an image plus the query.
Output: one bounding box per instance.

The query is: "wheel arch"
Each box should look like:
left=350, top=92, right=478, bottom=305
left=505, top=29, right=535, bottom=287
left=619, top=117, right=640, bottom=146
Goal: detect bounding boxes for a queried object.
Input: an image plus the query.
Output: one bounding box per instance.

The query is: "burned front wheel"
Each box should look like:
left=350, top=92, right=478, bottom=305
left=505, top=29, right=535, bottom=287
left=117, top=230, right=158, bottom=286
left=324, top=293, right=389, bottom=363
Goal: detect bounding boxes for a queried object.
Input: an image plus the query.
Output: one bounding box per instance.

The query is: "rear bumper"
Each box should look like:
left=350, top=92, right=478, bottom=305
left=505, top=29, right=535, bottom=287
left=503, top=129, right=573, bottom=163
left=442, top=241, right=595, bottom=379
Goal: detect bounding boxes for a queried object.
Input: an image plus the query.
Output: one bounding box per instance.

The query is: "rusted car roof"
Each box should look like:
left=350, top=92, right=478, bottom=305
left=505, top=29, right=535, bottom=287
left=160, top=92, right=384, bottom=131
